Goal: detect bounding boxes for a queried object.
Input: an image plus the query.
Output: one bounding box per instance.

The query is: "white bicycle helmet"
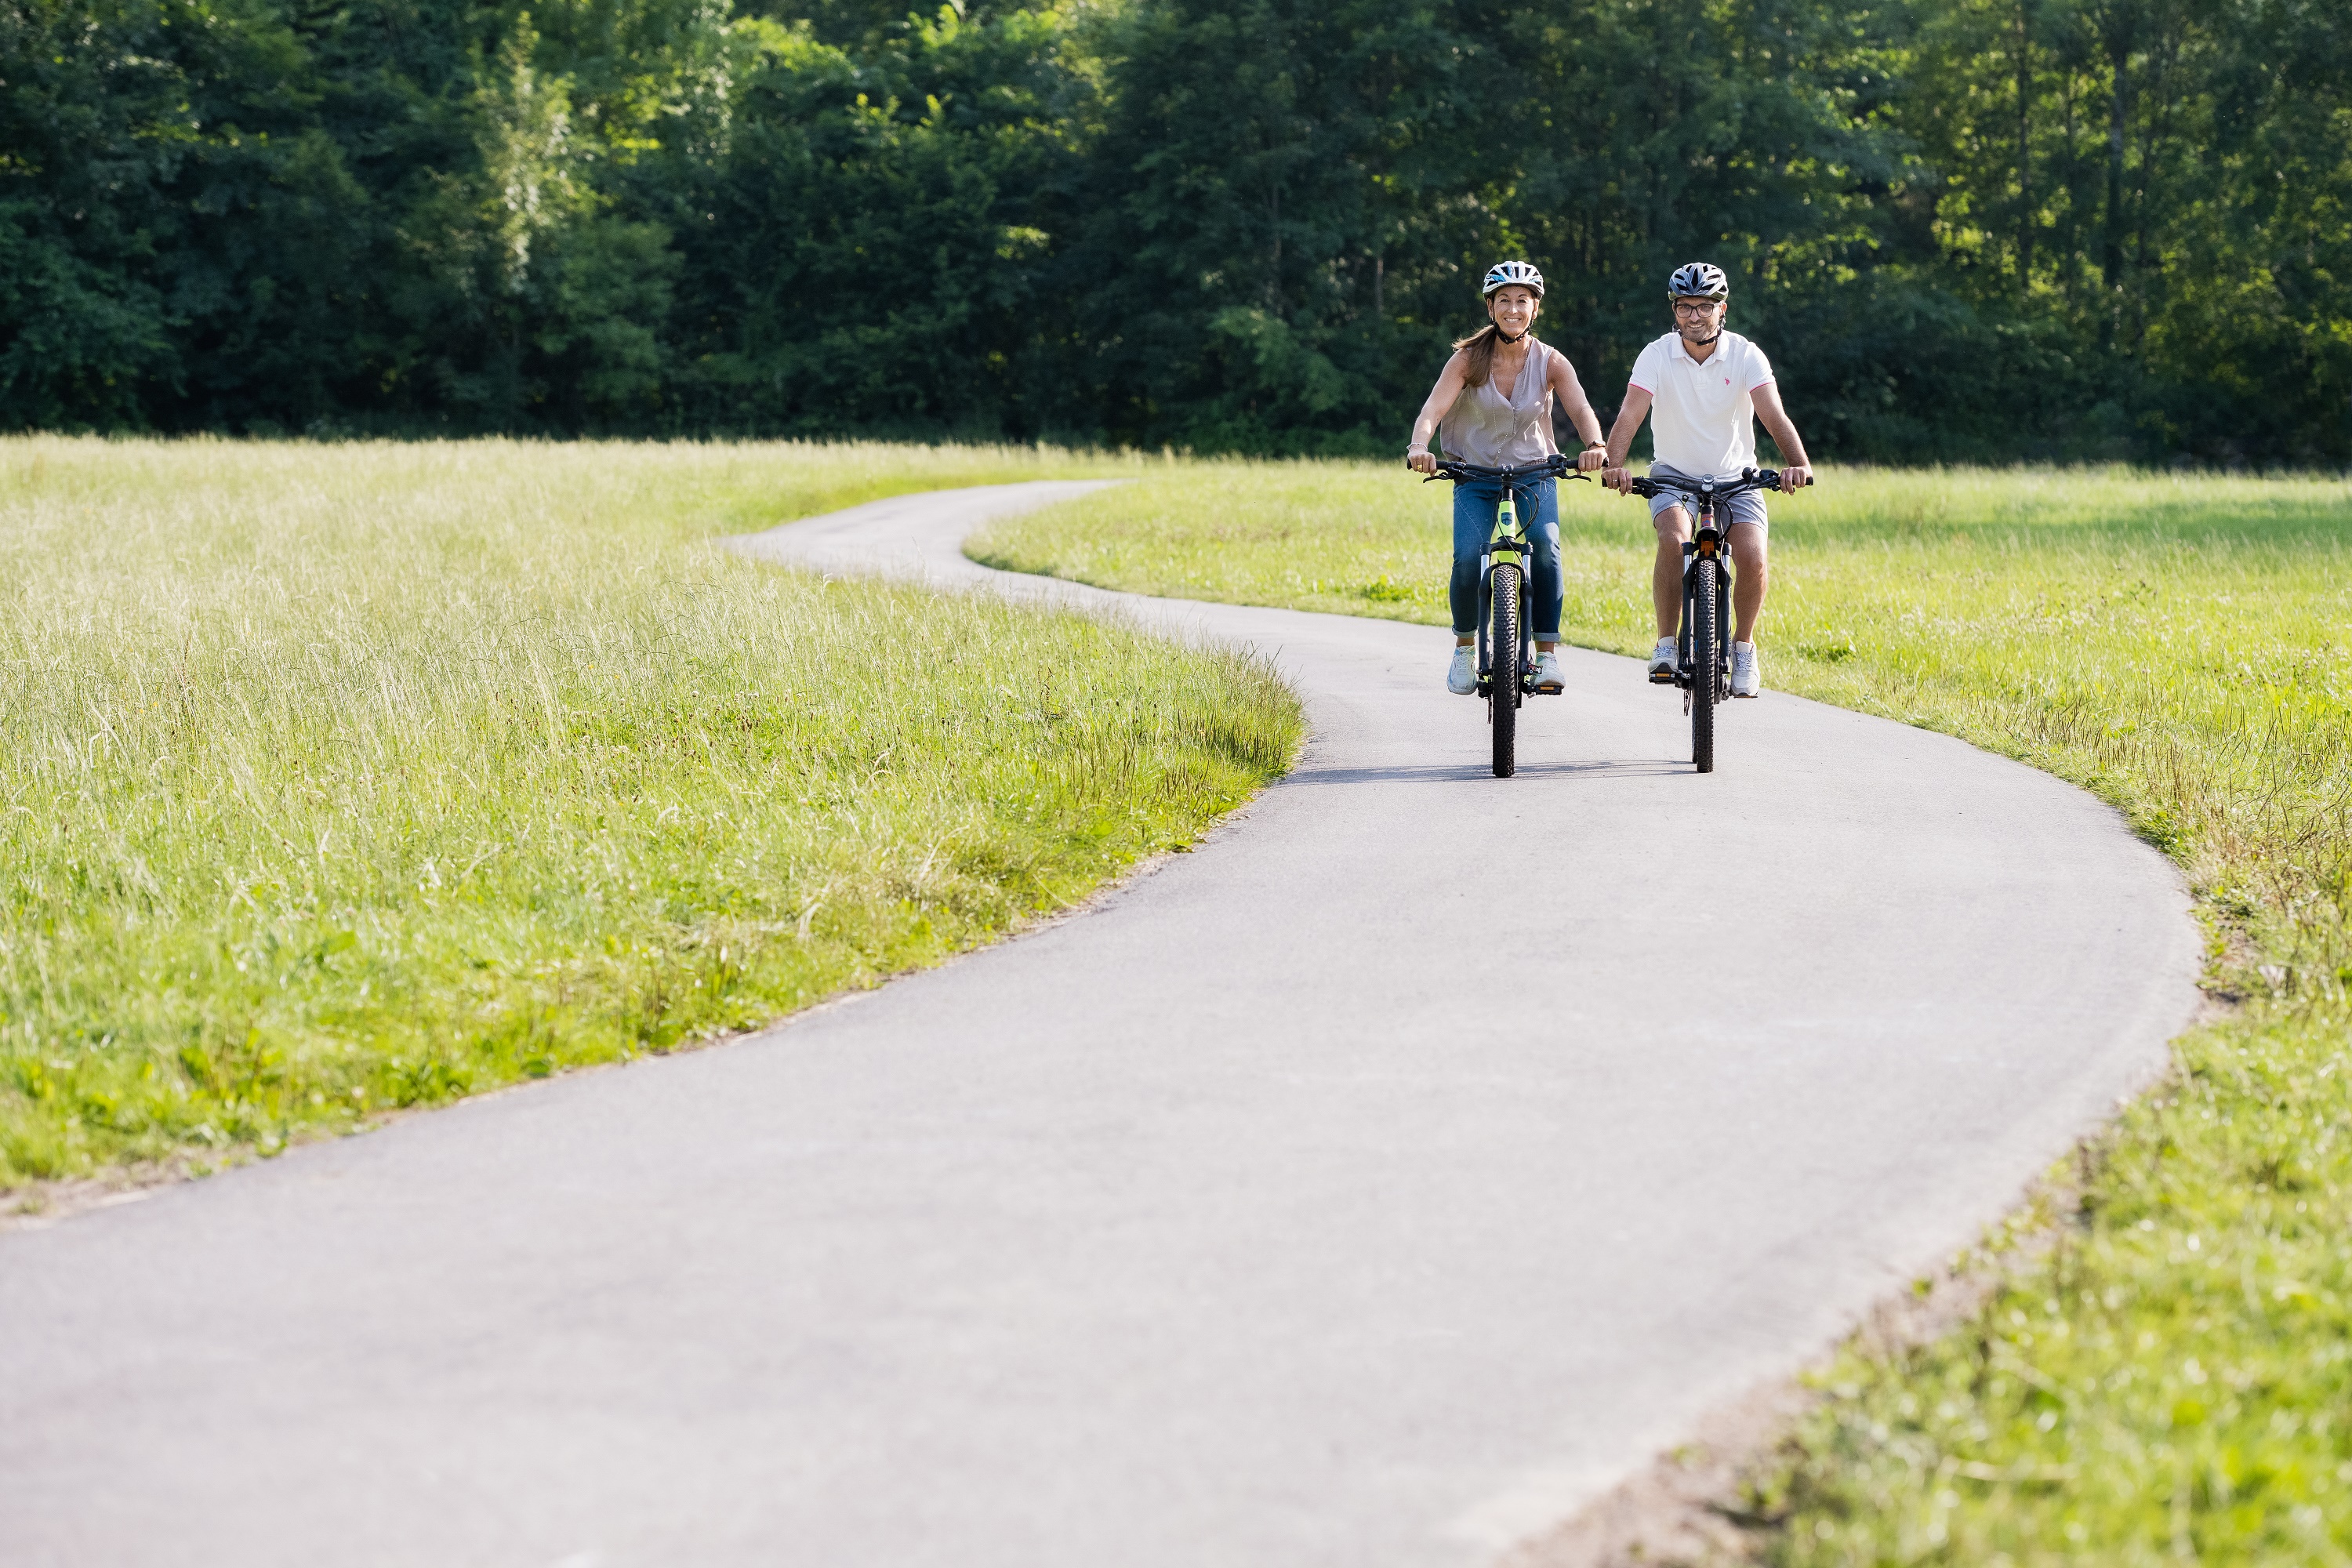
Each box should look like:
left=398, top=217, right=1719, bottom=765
left=1482, top=260, right=1545, bottom=299
left=1667, top=262, right=1730, bottom=300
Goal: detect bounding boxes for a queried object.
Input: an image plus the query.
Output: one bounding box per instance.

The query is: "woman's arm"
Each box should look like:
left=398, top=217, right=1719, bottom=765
left=1548, top=354, right=1608, bottom=469
left=1406, top=353, right=1469, bottom=474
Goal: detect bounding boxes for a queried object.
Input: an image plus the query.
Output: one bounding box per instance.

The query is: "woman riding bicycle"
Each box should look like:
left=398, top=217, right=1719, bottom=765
left=1406, top=261, right=1610, bottom=695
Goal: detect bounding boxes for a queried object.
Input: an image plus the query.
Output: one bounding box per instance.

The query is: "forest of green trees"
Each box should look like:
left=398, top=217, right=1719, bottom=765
left=4, top=0, right=2346, bottom=460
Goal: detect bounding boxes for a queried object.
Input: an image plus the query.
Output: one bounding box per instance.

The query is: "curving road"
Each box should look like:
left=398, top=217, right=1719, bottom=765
left=0, top=482, right=2198, bottom=1567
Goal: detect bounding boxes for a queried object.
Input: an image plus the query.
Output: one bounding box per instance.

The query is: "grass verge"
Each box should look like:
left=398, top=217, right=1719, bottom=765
left=973, top=461, right=2352, bottom=1561
left=0, top=437, right=1301, bottom=1198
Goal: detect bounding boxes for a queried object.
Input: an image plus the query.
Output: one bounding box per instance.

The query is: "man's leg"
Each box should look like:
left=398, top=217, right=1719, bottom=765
left=1651, top=504, right=1690, bottom=638
left=1729, top=521, right=1769, bottom=644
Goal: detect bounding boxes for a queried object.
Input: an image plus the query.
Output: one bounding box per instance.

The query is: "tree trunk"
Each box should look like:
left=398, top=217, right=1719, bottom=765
left=2016, top=0, right=2034, bottom=292
left=1268, top=184, right=1283, bottom=311
left=2059, top=68, right=2078, bottom=302
left=2103, top=28, right=2128, bottom=287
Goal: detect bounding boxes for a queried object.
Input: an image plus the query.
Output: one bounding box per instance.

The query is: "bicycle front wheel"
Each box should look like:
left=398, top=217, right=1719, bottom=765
left=1690, top=557, right=1718, bottom=773
left=1490, top=561, right=1520, bottom=779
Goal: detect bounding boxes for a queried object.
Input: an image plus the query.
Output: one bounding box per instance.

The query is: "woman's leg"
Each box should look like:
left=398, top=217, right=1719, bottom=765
left=1521, top=477, right=1563, bottom=650
left=1450, top=479, right=1497, bottom=644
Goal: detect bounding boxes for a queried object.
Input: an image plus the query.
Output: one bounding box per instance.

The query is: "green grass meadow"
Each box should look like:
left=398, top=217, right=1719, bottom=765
left=0, top=437, right=1300, bottom=1195
left=974, top=463, right=2352, bottom=1563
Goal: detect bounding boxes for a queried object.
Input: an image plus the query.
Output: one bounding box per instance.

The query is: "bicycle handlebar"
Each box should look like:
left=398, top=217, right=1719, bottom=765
left=1621, top=466, right=1809, bottom=499
left=1417, top=452, right=1587, bottom=485
left=1407, top=456, right=1809, bottom=499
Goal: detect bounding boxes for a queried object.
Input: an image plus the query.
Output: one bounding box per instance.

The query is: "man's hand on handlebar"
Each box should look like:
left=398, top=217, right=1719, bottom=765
left=1602, top=465, right=1632, bottom=495
left=1779, top=463, right=1813, bottom=493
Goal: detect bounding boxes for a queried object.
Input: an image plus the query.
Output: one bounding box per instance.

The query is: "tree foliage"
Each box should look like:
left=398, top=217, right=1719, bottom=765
left=2, top=0, right=2344, bottom=459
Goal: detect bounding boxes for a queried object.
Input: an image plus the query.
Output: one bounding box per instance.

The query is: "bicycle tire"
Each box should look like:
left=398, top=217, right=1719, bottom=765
left=1690, top=556, right=1717, bottom=773
left=1491, top=561, right=1520, bottom=778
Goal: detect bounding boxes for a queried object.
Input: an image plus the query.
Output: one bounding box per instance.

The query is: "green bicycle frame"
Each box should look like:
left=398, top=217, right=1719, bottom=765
left=1475, top=489, right=1530, bottom=695
left=1490, top=490, right=1526, bottom=558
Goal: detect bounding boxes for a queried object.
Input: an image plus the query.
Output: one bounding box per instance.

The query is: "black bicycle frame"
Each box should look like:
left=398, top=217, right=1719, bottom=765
left=1627, top=469, right=1782, bottom=695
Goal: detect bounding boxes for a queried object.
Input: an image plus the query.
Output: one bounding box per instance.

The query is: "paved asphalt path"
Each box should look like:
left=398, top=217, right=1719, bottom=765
left=2, top=481, right=2198, bottom=1568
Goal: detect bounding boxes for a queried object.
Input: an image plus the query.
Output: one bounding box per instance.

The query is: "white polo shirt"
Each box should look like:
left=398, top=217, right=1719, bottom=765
left=1627, top=330, right=1775, bottom=480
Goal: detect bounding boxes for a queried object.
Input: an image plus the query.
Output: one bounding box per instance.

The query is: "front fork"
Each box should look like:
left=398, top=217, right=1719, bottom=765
left=1677, top=534, right=1734, bottom=702
left=1474, top=546, right=1530, bottom=699
left=1475, top=491, right=1530, bottom=699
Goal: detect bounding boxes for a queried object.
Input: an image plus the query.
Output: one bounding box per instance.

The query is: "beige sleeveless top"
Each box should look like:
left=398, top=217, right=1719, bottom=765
left=1440, top=339, right=1559, bottom=466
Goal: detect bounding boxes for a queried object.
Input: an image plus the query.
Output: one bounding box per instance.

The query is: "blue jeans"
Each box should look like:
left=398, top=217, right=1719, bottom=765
left=1451, top=476, right=1562, bottom=642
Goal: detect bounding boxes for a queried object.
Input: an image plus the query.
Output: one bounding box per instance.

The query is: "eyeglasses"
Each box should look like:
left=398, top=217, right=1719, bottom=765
left=1671, top=301, right=1720, bottom=316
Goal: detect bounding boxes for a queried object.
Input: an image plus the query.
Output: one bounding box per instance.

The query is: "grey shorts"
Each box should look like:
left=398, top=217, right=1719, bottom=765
left=1645, top=463, right=1768, bottom=536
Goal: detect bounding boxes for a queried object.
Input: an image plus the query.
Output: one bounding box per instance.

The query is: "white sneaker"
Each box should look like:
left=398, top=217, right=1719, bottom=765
left=1731, top=641, right=1762, bottom=697
left=1447, top=645, right=1477, bottom=695
left=1533, top=649, right=1565, bottom=693
left=1647, top=637, right=1678, bottom=683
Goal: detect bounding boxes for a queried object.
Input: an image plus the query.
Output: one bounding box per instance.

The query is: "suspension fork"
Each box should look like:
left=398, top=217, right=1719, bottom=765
left=1476, top=485, right=1526, bottom=688
left=1474, top=552, right=1490, bottom=684
left=1677, top=501, right=1738, bottom=681
left=1693, top=520, right=1740, bottom=692
left=1678, top=499, right=1713, bottom=673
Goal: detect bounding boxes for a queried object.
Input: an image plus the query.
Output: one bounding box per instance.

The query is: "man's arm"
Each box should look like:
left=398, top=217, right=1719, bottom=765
left=1600, top=385, right=1653, bottom=494
left=1750, top=381, right=1814, bottom=492
left=1547, top=354, right=1609, bottom=469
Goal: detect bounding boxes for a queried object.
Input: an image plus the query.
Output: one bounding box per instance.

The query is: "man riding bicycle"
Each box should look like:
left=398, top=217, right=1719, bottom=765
left=1404, top=262, right=1610, bottom=697
left=1600, top=263, right=1815, bottom=698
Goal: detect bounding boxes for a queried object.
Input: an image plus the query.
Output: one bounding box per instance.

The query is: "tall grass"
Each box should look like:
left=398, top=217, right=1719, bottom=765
left=0, top=437, right=1300, bottom=1189
left=975, top=462, right=2352, bottom=1560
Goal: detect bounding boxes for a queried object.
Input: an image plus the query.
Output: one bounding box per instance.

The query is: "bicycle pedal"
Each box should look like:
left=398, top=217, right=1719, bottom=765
left=1647, top=670, right=1676, bottom=685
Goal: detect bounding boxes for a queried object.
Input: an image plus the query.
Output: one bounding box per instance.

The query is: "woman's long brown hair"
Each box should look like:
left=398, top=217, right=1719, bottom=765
left=1453, top=310, right=1537, bottom=390
left=1452, top=322, right=1505, bottom=390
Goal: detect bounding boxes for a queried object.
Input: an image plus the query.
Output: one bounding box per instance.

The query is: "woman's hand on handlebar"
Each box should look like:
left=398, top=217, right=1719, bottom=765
left=1575, top=445, right=1608, bottom=474
left=1406, top=448, right=1438, bottom=475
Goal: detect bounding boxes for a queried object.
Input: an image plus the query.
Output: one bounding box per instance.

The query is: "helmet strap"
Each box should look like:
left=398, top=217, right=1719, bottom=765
left=1677, top=301, right=1725, bottom=347
left=1489, top=294, right=1535, bottom=343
